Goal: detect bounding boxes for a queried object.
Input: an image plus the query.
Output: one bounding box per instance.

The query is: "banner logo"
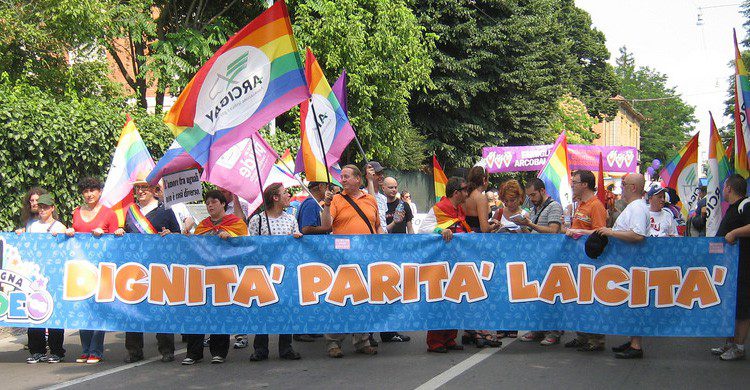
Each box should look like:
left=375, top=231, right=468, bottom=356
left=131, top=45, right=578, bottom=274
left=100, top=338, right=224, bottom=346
left=0, top=238, right=54, bottom=324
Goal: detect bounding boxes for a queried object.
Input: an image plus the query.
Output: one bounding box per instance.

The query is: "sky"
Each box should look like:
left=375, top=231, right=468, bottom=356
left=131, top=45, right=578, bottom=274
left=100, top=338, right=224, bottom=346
left=575, top=0, right=746, bottom=166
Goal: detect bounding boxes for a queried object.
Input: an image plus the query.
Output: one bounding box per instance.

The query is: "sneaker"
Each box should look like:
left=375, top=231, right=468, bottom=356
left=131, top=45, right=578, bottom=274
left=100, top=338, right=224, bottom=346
left=86, top=356, right=102, bottom=364
left=280, top=350, right=302, bottom=360
left=161, top=354, right=175, bottom=363
left=540, top=332, right=561, bottom=346
left=356, top=346, right=378, bottom=355
left=719, top=345, right=745, bottom=361
left=711, top=344, right=732, bottom=356
left=615, top=347, right=643, bottom=359
left=293, top=334, right=315, bottom=342
left=124, top=355, right=144, bottom=363
left=564, top=338, right=586, bottom=348
left=26, top=353, right=47, bottom=364
left=383, top=333, right=411, bottom=343
left=211, top=356, right=225, bottom=364
left=181, top=357, right=201, bottom=365
left=249, top=353, right=268, bottom=362
left=368, top=334, right=379, bottom=347
left=328, top=347, right=343, bottom=358
left=203, top=337, right=210, bottom=348
left=520, top=332, right=543, bottom=342
left=76, top=354, right=89, bottom=363
left=611, top=341, right=633, bottom=353
left=233, top=338, right=249, bottom=349
left=577, top=343, right=604, bottom=352
left=47, top=354, right=63, bottom=363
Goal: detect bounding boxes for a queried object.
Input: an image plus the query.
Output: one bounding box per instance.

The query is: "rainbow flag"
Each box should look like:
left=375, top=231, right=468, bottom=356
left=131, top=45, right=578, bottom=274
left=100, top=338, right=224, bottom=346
left=707, top=112, right=731, bottom=237
left=146, top=140, right=201, bottom=184
left=538, top=131, right=573, bottom=208
left=433, top=155, right=448, bottom=202
left=659, top=133, right=699, bottom=221
left=734, top=29, right=750, bottom=178
left=100, top=116, right=156, bottom=227
left=265, top=149, right=301, bottom=189
left=294, top=48, right=355, bottom=182
left=165, top=0, right=308, bottom=169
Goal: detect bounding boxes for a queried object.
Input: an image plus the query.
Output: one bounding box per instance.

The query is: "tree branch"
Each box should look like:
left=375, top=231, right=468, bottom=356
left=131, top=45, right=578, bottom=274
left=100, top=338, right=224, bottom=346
left=201, top=0, right=240, bottom=31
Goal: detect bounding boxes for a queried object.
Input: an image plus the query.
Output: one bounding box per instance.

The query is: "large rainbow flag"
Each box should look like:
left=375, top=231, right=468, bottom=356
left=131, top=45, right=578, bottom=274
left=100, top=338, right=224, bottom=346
left=659, top=133, right=699, bottom=221
left=707, top=112, right=731, bottom=237
left=164, top=0, right=308, bottom=172
left=294, top=48, right=355, bottom=182
left=538, top=131, right=573, bottom=208
left=100, top=116, right=156, bottom=227
left=734, top=29, right=750, bottom=178
left=146, top=140, right=200, bottom=184
left=433, top=155, right=448, bottom=202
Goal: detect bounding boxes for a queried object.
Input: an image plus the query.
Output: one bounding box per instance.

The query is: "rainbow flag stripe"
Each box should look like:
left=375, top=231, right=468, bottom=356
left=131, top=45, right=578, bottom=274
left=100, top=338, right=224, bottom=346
left=707, top=113, right=731, bottom=236
left=295, top=48, right=355, bottom=182
left=538, top=131, right=573, bottom=208
left=734, top=29, right=750, bottom=178
left=660, top=133, right=698, bottom=189
left=165, top=0, right=308, bottom=167
left=125, top=205, right=157, bottom=234
left=433, top=155, right=448, bottom=202
left=100, top=116, right=155, bottom=227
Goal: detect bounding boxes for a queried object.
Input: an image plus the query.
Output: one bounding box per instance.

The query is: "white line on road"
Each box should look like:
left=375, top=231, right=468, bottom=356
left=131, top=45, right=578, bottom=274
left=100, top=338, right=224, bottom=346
left=40, top=348, right=188, bottom=390
left=413, top=334, right=521, bottom=390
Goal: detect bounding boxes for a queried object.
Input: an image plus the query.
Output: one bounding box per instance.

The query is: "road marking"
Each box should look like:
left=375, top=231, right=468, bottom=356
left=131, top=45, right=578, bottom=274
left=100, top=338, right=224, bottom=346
left=41, top=348, right=188, bottom=390
left=414, top=334, right=521, bottom=390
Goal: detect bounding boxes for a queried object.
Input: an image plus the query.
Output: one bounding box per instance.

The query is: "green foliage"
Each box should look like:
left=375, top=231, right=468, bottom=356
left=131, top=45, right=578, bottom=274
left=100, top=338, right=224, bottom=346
left=615, top=47, right=696, bottom=167
left=408, top=0, right=618, bottom=169
left=548, top=94, right=598, bottom=144
left=288, top=0, right=434, bottom=169
left=0, top=75, right=172, bottom=230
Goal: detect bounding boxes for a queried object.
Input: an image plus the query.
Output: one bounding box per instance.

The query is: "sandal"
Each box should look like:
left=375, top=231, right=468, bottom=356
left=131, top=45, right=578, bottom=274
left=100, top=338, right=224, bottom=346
left=462, top=331, right=477, bottom=345
left=475, top=331, right=501, bottom=348
left=506, top=331, right=518, bottom=338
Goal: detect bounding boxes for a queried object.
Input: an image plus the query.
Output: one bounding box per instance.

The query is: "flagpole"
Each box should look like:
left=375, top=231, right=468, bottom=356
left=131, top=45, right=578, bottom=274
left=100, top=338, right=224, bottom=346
left=309, top=100, right=332, bottom=186
left=250, top=133, right=271, bottom=230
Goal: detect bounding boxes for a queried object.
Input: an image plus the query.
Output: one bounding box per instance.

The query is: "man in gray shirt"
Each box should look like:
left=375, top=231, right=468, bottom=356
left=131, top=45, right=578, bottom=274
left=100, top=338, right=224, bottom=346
left=515, top=178, right=563, bottom=345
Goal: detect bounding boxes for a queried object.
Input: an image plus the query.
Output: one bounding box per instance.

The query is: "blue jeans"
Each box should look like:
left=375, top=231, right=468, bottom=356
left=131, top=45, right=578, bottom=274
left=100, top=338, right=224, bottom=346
left=80, top=330, right=105, bottom=357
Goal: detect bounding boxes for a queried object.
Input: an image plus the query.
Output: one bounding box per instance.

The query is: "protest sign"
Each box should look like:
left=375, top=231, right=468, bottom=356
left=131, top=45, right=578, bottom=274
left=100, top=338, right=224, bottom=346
left=162, top=169, right=203, bottom=209
left=0, top=233, right=737, bottom=336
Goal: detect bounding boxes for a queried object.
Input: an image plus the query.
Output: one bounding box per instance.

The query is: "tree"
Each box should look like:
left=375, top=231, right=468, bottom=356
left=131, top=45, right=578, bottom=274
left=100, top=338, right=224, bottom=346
left=615, top=47, right=696, bottom=167
left=548, top=94, right=598, bottom=144
left=408, top=0, right=618, bottom=169
left=287, top=0, right=434, bottom=170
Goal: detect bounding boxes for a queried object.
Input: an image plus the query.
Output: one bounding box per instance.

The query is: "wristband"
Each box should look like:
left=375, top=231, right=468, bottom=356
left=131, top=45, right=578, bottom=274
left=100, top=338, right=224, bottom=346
left=433, top=227, right=444, bottom=234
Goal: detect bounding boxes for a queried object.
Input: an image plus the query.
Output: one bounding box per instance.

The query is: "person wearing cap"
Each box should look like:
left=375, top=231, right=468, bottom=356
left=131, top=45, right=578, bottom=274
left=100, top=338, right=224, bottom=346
left=114, top=178, right=180, bottom=363
left=21, top=192, right=68, bottom=364
left=320, top=164, right=382, bottom=358
left=711, top=174, right=750, bottom=360
left=365, top=161, right=390, bottom=235
left=15, top=187, right=51, bottom=234
left=65, top=176, right=119, bottom=364
left=564, top=170, right=609, bottom=352
left=646, top=184, right=678, bottom=237
left=596, top=173, right=650, bottom=359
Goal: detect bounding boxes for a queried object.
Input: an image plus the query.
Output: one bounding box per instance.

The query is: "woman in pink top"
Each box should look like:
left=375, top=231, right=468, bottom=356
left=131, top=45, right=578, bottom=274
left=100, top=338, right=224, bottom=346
left=64, top=177, right=118, bottom=364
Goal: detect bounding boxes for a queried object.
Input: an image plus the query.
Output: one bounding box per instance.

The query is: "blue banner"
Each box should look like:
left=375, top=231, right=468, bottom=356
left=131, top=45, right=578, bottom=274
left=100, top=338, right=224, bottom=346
left=0, top=232, right=738, bottom=336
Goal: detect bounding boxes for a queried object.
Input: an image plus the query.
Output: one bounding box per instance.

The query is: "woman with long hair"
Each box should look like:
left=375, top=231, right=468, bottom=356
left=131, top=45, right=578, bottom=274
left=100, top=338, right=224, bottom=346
left=464, top=166, right=499, bottom=233
left=65, top=177, right=119, bottom=364
left=16, top=187, right=54, bottom=234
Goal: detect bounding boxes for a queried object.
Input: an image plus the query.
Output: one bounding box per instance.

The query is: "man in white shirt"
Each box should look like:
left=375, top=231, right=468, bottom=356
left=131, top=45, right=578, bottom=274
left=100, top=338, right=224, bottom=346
left=596, top=173, right=649, bottom=359
left=646, top=184, right=678, bottom=237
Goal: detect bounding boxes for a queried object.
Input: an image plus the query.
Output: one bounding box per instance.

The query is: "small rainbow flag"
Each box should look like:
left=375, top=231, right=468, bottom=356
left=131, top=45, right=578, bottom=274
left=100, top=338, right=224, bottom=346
left=100, top=116, right=155, bottom=227
left=734, top=29, right=750, bottom=178
left=433, top=155, right=448, bottom=202
left=538, top=131, right=573, bottom=208
left=265, top=149, right=301, bottom=189
left=294, top=48, right=355, bottom=182
left=659, top=133, right=698, bottom=221
left=165, top=0, right=308, bottom=168
left=707, top=112, right=731, bottom=237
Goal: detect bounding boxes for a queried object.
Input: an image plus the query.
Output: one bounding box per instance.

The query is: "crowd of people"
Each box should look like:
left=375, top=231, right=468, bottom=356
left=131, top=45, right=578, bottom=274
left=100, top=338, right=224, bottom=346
left=10, top=161, right=750, bottom=365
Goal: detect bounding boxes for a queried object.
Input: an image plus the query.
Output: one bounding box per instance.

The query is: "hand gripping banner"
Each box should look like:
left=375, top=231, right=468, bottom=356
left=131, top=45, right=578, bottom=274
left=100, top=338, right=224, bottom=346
left=0, top=233, right=738, bottom=337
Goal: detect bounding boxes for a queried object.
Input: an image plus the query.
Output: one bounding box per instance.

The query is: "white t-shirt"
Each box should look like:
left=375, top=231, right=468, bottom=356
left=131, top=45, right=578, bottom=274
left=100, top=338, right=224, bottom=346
left=248, top=212, right=300, bottom=236
left=613, top=199, right=650, bottom=236
left=499, top=209, right=530, bottom=231
left=648, top=209, right=678, bottom=237
left=27, top=220, right=66, bottom=234
left=226, top=197, right=251, bottom=219
left=169, top=202, right=194, bottom=233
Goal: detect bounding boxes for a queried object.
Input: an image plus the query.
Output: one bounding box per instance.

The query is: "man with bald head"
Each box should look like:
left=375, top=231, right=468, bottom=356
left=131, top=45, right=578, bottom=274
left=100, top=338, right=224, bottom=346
left=384, top=177, right=414, bottom=234
left=597, top=173, right=650, bottom=359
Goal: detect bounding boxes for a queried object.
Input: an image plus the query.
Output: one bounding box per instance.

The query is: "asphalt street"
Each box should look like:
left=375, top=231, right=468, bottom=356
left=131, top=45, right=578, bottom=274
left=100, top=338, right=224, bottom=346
left=1, top=330, right=748, bottom=390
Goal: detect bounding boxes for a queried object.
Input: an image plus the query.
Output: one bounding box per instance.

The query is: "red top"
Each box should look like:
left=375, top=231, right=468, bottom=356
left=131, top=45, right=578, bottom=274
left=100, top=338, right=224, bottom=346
left=72, top=206, right=119, bottom=233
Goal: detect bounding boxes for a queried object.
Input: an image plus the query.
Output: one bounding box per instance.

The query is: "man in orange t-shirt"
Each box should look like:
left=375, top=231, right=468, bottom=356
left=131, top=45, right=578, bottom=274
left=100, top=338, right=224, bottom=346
left=321, top=164, right=382, bottom=358
left=564, top=170, right=608, bottom=352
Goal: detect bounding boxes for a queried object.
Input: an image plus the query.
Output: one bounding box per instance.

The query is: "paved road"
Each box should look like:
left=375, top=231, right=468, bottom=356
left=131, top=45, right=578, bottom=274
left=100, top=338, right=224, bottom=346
left=1, top=330, right=748, bottom=390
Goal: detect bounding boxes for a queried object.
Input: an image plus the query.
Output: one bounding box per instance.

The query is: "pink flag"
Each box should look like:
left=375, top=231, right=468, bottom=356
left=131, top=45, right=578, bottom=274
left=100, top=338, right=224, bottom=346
left=203, top=130, right=277, bottom=213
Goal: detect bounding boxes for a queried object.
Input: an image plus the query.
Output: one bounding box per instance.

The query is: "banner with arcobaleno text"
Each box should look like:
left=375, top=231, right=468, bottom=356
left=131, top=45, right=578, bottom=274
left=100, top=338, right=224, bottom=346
left=0, top=233, right=738, bottom=337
